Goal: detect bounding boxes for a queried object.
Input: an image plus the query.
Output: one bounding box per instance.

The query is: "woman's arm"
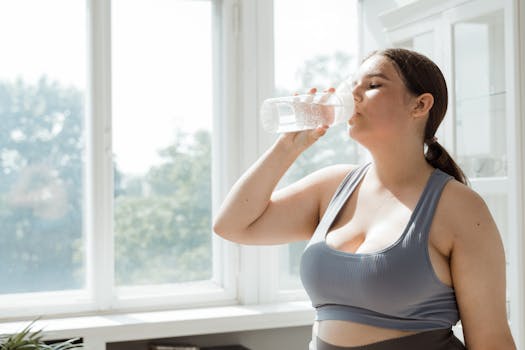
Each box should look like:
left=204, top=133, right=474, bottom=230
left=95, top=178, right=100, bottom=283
left=213, top=125, right=340, bottom=245
left=447, top=182, right=516, bottom=349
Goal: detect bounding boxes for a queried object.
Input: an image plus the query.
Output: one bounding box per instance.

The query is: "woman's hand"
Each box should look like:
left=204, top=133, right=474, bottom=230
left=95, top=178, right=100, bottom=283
left=316, top=86, right=337, bottom=125
left=213, top=87, right=341, bottom=245
left=278, top=87, right=335, bottom=152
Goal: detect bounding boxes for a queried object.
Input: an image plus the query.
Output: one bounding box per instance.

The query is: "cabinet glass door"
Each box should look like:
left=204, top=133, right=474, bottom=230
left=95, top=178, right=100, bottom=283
left=453, top=10, right=506, bottom=178
left=451, top=5, right=510, bottom=318
left=383, top=0, right=518, bottom=340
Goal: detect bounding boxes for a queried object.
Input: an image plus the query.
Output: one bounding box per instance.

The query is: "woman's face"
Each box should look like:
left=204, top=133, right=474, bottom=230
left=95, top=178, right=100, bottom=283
left=349, top=54, right=417, bottom=147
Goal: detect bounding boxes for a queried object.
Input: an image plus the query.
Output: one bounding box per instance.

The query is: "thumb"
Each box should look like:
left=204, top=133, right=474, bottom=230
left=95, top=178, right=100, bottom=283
left=308, top=124, right=329, bottom=143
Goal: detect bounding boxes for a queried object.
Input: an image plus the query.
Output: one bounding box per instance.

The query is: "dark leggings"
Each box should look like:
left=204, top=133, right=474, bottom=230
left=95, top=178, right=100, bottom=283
left=315, top=328, right=466, bottom=350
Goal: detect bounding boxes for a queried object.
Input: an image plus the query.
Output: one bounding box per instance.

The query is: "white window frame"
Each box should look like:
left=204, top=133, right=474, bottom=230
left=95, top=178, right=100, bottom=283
left=246, top=0, right=362, bottom=305
left=90, top=0, right=243, bottom=313
left=0, top=0, right=359, bottom=325
left=0, top=0, right=240, bottom=320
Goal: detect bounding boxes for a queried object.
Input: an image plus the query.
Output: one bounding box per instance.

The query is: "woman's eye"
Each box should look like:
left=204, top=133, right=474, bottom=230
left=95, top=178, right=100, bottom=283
left=368, top=83, right=381, bottom=89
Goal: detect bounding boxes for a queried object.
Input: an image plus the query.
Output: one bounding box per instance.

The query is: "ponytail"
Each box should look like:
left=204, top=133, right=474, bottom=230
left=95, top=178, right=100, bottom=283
left=368, top=48, right=468, bottom=186
left=424, top=140, right=469, bottom=185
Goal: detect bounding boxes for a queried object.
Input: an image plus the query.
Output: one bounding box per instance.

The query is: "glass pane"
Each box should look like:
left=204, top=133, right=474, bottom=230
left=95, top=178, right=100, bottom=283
left=0, top=0, right=86, bottom=294
left=112, top=0, right=213, bottom=286
left=273, top=0, right=360, bottom=290
left=453, top=11, right=506, bottom=178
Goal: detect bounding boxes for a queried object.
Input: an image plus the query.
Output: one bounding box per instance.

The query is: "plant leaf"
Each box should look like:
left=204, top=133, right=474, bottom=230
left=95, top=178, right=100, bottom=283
left=0, top=318, right=82, bottom=349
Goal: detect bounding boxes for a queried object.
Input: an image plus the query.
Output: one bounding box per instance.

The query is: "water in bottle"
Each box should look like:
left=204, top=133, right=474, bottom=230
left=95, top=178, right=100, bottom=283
left=260, top=79, right=354, bottom=133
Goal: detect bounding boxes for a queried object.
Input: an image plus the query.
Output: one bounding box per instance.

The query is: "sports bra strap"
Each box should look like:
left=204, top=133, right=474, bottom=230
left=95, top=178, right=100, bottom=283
left=311, top=163, right=371, bottom=243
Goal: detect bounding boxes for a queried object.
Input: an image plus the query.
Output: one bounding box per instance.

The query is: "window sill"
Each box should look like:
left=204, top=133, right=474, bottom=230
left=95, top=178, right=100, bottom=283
left=0, top=301, right=315, bottom=348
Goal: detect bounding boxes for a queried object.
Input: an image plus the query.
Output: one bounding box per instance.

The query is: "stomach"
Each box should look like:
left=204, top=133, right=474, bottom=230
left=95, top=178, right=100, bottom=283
left=313, top=320, right=421, bottom=347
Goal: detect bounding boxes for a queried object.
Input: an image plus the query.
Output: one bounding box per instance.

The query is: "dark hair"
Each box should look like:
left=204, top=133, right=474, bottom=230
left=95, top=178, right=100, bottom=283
left=365, top=48, right=468, bottom=185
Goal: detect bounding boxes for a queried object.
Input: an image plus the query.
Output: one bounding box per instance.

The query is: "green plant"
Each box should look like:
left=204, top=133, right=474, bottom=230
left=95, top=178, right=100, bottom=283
left=0, top=321, right=83, bottom=350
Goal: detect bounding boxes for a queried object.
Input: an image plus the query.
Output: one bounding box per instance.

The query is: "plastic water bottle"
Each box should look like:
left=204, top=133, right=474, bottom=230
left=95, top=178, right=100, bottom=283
left=260, top=79, right=354, bottom=133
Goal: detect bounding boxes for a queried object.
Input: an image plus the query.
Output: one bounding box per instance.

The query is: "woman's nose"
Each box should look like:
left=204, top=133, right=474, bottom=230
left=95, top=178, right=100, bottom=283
left=352, top=85, right=362, bottom=103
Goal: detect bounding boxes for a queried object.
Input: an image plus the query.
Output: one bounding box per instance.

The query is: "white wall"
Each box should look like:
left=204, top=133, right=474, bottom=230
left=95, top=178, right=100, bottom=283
left=359, top=0, right=400, bottom=57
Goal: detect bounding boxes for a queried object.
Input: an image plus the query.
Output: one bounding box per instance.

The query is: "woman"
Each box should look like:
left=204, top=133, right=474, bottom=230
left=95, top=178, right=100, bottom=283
left=213, top=48, right=516, bottom=349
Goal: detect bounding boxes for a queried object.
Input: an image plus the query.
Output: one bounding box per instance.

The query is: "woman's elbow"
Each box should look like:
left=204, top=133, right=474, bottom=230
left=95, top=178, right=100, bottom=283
left=212, top=218, right=242, bottom=242
left=212, top=218, right=228, bottom=238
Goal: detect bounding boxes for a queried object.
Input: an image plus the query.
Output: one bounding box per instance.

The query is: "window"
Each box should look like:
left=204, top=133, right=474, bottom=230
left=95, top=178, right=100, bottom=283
left=272, top=0, right=361, bottom=295
left=112, top=0, right=214, bottom=291
left=0, top=0, right=232, bottom=319
left=0, top=0, right=87, bottom=296
left=0, top=0, right=361, bottom=319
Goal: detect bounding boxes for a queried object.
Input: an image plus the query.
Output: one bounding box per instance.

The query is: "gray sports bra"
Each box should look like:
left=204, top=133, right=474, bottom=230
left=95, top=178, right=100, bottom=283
left=300, top=163, right=460, bottom=330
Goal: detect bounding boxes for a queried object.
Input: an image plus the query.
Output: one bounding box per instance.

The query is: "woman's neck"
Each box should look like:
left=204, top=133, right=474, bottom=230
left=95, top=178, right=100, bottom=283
left=366, top=142, right=434, bottom=190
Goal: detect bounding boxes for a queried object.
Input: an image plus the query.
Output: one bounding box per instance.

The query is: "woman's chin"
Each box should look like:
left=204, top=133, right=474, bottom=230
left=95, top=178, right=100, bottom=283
left=347, top=112, right=362, bottom=126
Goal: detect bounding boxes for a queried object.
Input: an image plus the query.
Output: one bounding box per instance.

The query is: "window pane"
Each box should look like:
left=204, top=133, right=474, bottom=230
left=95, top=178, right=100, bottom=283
left=273, top=0, right=360, bottom=291
left=0, top=0, right=86, bottom=293
left=453, top=11, right=506, bottom=178
left=112, top=0, right=213, bottom=286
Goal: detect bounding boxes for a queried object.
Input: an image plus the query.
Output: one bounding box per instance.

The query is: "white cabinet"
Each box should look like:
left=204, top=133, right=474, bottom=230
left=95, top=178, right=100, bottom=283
left=380, top=0, right=523, bottom=346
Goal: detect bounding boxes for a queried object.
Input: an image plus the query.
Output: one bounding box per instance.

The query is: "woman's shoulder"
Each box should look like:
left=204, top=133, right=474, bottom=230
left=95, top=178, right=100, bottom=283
left=279, top=163, right=359, bottom=201
left=440, top=178, right=488, bottom=214
left=438, top=177, right=497, bottom=240
left=303, top=163, right=361, bottom=213
left=305, top=163, right=361, bottom=188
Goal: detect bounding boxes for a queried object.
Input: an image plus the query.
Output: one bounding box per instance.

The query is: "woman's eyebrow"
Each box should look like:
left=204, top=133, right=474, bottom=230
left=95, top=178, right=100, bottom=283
left=365, top=72, right=390, bottom=80
left=352, top=72, right=391, bottom=86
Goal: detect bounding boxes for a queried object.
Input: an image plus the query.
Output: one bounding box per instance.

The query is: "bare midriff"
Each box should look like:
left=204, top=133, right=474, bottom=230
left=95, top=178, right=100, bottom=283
left=313, top=320, right=421, bottom=347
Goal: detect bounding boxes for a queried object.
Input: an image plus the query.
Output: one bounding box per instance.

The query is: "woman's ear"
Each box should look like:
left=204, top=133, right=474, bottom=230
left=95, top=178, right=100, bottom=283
left=412, top=93, right=434, bottom=119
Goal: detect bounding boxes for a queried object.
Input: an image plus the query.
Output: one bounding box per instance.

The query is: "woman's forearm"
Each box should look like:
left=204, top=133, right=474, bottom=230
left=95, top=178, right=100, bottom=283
left=212, top=138, right=302, bottom=240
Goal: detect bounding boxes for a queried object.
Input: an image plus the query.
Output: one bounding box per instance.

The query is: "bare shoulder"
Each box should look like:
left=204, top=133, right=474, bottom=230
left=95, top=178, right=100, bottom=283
left=307, top=163, right=360, bottom=216
left=440, top=179, right=485, bottom=212
left=305, top=163, right=358, bottom=187
left=286, top=163, right=358, bottom=190
left=281, top=163, right=359, bottom=215
left=438, top=178, right=500, bottom=244
left=439, top=180, right=514, bottom=348
left=306, top=162, right=358, bottom=189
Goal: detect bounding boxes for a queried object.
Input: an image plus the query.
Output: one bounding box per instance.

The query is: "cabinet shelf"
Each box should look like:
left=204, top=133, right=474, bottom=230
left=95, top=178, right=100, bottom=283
left=455, top=90, right=505, bottom=104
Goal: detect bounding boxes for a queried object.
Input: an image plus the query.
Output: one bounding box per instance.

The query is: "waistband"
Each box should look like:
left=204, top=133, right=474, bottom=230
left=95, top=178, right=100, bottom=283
left=312, top=328, right=465, bottom=350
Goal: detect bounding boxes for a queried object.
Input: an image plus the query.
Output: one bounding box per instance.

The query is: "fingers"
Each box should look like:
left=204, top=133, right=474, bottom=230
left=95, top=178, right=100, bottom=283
left=305, top=87, right=316, bottom=104
left=293, top=87, right=317, bottom=97
left=291, top=87, right=334, bottom=128
left=313, top=87, right=336, bottom=125
left=318, top=87, right=335, bottom=104
left=316, top=124, right=329, bottom=136
left=309, top=124, right=329, bottom=143
left=291, top=124, right=328, bottom=145
left=293, top=88, right=316, bottom=123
